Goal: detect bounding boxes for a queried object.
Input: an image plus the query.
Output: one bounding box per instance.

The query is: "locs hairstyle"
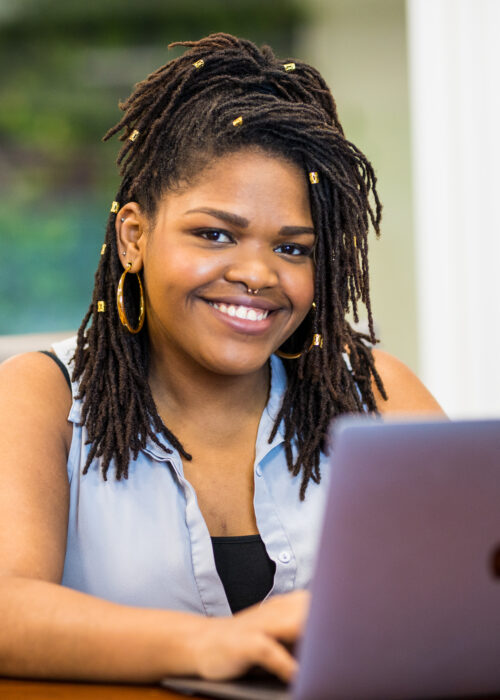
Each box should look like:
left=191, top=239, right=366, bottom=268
left=73, top=33, right=386, bottom=499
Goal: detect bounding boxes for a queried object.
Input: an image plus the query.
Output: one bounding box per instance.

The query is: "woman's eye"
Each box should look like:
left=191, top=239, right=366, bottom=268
left=197, top=229, right=233, bottom=243
left=275, top=243, right=312, bottom=257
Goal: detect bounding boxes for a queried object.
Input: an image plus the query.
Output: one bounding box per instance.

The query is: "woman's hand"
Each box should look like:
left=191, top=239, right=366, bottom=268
left=192, top=590, right=309, bottom=683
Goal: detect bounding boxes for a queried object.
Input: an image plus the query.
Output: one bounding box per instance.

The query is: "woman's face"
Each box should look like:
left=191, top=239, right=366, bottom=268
left=122, top=148, right=315, bottom=376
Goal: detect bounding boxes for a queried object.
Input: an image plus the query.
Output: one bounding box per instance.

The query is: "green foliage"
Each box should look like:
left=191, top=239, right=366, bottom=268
left=1, top=198, right=107, bottom=333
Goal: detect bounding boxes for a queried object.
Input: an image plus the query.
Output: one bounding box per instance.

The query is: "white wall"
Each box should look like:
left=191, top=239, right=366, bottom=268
left=0, top=331, right=75, bottom=362
left=407, top=0, right=500, bottom=417
left=298, top=0, right=417, bottom=370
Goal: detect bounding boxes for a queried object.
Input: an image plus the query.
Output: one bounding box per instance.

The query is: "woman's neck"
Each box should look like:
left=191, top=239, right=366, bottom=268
left=147, top=345, right=271, bottom=439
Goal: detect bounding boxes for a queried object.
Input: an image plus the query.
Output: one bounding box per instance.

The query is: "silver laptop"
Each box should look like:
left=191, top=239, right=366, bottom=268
left=162, top=417, right=500, bottom=699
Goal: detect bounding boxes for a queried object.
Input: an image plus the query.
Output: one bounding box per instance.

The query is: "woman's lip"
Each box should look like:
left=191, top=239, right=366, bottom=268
left=200, top=295, right=282, bottom=312
left=203, top=300, right=277, bottom=335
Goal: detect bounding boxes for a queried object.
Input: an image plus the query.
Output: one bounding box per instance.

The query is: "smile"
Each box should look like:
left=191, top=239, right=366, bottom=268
left=207, top=302, right=270, bottom=322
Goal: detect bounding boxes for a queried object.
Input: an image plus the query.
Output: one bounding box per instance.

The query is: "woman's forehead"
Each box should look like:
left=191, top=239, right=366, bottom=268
left=156, top=148, right=313, bottom=223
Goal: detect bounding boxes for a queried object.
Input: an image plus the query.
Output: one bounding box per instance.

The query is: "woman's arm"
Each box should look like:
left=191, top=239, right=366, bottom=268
left=371, top=348, right=445, bottom=416
left=0, top=353, right=306, bottom=683
left=0, top=575, right=306, bottom=683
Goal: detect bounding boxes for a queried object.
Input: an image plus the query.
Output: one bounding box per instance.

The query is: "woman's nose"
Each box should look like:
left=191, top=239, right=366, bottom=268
left=224, top=250, right=279, bottom=291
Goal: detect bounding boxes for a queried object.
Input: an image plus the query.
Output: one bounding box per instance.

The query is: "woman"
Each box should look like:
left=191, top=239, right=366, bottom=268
left=0, top=34, right=442, bottom=684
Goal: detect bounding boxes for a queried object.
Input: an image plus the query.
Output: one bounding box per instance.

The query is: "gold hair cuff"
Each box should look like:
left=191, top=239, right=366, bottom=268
left=309, top=172, right=319, bottom=184
left=110, top=201, right=120, bottom=213
left=276, top=332, right=323, bottom=360
left=310, top=333, right=323, bottom=348
left=100, top=244, right=107, bottom=255
left=97, top=301, right=106, bottom=312
left=193, top=59, right=204, bottom=69
left=232, top=116, right=243, bottom=127
left=128, top=129, right=140, bottom=142
left=283, top=62, right=296, bottom=72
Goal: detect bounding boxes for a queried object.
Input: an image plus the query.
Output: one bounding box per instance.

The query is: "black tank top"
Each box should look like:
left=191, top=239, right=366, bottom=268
left=211, top=535, right=276, bottom=613
left=40, top=350, right=276, bottom=613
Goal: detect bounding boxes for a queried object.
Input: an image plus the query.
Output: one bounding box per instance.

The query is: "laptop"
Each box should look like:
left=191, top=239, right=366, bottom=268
left=162, top=417, right=500, bottom=699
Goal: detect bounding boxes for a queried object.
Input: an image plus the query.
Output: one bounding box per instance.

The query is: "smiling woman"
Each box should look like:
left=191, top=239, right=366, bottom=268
left=0, top=33, right=443, bottom=685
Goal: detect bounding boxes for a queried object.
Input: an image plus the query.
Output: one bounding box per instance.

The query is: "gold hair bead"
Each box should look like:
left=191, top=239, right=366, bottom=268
left=100, top=244, right=106, bottom=255
left=311, top=333, right=323, bottom=348
left=193, top=59, right=205, bottom=69
left=283, top=62, right=296, bottom=72
left=311, top=301, right=317, bottom=309
left=110, top=201, right=120, bottom=213
left=232, top=116, right=243, bottom=127
left=128, top=129, right=140, bottom=142
left=309, top=172, right=319, bottom=184
left=353, top=235, right=357, bottom=248
left=97, top=301, right=106, bottom=312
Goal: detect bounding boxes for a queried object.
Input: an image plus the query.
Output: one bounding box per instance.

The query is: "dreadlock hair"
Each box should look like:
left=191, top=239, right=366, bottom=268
left=72, top=32, right=386, bottom=499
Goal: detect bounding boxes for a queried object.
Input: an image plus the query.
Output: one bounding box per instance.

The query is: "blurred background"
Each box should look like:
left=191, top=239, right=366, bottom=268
left=1, top=0, right=499, bottom=417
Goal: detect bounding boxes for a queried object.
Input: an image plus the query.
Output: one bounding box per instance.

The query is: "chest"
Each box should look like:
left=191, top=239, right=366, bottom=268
left=182, top=442, right=258, bottom=537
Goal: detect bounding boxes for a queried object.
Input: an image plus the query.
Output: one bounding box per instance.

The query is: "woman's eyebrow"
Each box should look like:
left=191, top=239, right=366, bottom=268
left=184, top=207, right=315, bottom=236
left=184, top=207, right=249, bottom=228
left=278, top=226, right=315, bottom=236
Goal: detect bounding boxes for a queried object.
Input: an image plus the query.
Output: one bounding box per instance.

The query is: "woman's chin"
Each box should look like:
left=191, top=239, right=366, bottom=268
left=198, top=346, right=273, bottom=377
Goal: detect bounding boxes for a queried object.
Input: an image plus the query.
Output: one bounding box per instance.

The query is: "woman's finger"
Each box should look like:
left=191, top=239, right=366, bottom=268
left=238, top=590, right=310, bottom=641
left=245, top=634, right=298, bottom=684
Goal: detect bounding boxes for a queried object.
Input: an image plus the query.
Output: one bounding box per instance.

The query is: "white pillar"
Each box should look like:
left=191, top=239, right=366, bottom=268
left=407, top=0, right=500, bottom=417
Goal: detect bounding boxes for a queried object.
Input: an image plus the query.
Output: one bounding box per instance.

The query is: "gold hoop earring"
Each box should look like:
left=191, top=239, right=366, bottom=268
left=116, top=262, right=145, bottom=334
left=275, top=334, right=323, bottom=360
left=275, top=348, right=303, bottom=360
left=275, top=302, right=322, bottom=360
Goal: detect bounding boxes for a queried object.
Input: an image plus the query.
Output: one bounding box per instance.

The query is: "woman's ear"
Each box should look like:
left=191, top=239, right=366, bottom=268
left=115, top=202, right=148, bottom=273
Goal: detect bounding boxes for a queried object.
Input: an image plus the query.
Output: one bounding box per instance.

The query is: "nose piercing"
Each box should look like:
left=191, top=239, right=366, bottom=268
left=246, top=286, right=260, bottom=295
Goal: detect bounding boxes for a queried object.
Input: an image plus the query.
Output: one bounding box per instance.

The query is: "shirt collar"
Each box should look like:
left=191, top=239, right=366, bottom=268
left=265, top=353, right=287, bottom=431
left=254, top=354, right=287, bottom=463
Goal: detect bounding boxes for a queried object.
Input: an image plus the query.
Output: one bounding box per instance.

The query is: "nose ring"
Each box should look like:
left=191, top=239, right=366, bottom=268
left=247, top=286, right=260, bottom=295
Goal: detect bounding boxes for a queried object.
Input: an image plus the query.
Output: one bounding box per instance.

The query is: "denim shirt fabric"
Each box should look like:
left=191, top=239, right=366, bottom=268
left=53, top=336, right=330, bottom=616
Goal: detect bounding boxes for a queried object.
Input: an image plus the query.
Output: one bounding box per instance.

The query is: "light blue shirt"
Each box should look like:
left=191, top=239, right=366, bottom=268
left=53, top=337, right=330, bottom=616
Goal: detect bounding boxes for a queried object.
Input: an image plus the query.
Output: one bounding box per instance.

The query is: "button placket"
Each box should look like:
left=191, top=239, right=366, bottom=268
left=183, top=481, right=231, bottom=617
left=253, top=460, right=296, bottom=596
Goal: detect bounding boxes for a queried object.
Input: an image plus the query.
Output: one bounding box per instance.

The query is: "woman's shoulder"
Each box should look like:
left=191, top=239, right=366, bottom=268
left=0, top=349, right=72, bottom=395
left=0, top=350, right=73, bottom=451
left=0, top=351, right=73, bottom=583
left=370, top=348, right=445, bottom=416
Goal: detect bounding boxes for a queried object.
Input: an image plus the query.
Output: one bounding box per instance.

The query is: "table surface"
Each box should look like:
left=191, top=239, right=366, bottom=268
left=2, top=678, right=500, bottom=699
left=0, top=679, right=197, bottom=699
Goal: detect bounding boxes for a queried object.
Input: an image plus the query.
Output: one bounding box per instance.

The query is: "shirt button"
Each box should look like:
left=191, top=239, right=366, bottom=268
left=255, top=466, right=262, bottom=477
left=279, top=550, right=291, bottom=564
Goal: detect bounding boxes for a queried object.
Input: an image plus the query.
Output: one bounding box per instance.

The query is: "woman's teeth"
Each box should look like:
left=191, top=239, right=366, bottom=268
left=208, top=302, right=269, bottom=322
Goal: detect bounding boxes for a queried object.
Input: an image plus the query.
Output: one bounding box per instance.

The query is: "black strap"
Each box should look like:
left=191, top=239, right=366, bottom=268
left=39, top=350, right=71, bottom=390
